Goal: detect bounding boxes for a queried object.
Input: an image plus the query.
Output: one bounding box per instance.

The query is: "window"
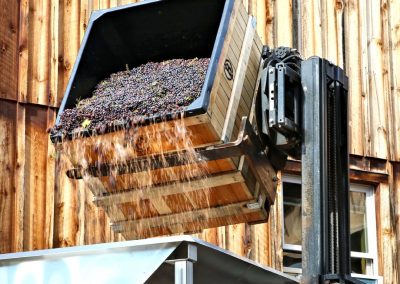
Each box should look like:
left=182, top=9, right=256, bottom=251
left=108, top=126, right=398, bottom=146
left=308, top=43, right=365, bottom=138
left=282, top=175, right=380, bottom=282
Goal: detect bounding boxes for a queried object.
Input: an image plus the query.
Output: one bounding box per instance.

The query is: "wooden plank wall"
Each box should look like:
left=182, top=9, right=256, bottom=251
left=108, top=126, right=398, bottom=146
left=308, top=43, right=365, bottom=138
left=0, top=0, right=400, bottom=282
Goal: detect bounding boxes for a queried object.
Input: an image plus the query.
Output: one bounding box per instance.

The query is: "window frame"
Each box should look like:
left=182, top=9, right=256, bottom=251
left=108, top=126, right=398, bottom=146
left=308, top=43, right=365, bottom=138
left=281, top=175, right=379, bottom=278
left=349, top=183, right=379, bottom=276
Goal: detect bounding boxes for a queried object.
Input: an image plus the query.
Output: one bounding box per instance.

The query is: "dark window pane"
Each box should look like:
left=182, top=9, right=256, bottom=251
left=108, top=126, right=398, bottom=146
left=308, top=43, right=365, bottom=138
left=283, top=250, right=302, bottom=269
left=283, top=182, right=302, bottom=246
left=350, top=191, right=368, bottom=253
left=351, top=257, right=372, bottom=274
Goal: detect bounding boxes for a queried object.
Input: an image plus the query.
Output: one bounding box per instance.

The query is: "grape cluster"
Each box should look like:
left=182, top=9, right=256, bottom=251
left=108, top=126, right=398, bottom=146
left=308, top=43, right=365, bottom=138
left=51, top=58, right=210, bottom=136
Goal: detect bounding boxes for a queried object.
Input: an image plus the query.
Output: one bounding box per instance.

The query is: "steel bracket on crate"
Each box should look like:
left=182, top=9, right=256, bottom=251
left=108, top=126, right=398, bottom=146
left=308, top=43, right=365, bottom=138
left=66, top=116, right=277, bottom=204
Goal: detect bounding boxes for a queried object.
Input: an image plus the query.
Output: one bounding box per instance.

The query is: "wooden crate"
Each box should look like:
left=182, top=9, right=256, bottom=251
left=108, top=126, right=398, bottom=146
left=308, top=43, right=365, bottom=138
left=89, top=170, right=270, bottom=239
left=56, top=0, right=277, bottom=239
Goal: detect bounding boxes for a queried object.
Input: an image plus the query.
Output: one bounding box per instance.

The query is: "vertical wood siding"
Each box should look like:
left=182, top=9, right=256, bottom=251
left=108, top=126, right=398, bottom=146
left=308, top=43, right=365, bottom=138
left=0, top=0, right=19, bottom=101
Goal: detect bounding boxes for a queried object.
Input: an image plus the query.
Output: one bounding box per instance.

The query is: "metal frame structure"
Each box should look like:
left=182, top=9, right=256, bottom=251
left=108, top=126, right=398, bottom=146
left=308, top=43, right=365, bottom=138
left=0, top=236, right=298, bottom=284
left=301, top=57, right=362, bottom=284
left=259, top=48, right=361, bottom=283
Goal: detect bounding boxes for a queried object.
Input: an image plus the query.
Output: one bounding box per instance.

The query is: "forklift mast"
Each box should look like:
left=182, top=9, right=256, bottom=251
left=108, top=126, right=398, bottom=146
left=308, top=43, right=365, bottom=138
left=259, top=47, right=362, bottom=283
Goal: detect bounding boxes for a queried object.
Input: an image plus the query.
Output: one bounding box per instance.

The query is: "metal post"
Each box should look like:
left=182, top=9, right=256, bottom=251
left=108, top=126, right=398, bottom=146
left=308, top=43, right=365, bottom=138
left=175, top=260, right=194, bottom=284
left=301, top=57, right=361, bottom=284
left=170, top=244, right=197, bottom=284
left=301, top=57, right=325, bottom=284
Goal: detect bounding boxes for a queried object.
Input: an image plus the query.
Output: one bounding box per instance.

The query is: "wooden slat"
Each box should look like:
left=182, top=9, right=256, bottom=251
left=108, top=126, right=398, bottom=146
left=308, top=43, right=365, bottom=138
left=358, top=0, right=371, bottom=158
left=27, top=0, right=51, bottom=105
left=382, top=0, right=393, bottom=162
left=76, top=179, right=86, bottom=245
left=18, top=0, right=29, bottom=103
left=321, top=0, right=344, bottom=67
left=83, top=175, right=126, bottom=222
left=268, top=171, right=283, bottom=270
left=149, top=198, right=172, bottom=215
left=274, top=0, right=292, bottom=47
left=251, top=222, right=272, bottom=267
left=226, top=223, right=246, bottom=257
left=61, top=0, right=80, bottom=98
left=321, top=0, right=336, bottom=63
left=110, top=0, right=119, bottom=8
left=388, top=0, right=400, bottom=161
left=63, top=114, right=214, bottom=165
left=94, top=171, right=245, bottom=207
left=0, top=0, right=19, bottom=101
left=14, top=104, right=26, bottom=252
left=44, top=109, right=56, bottom=248
left=335, top=1, right=344, bottom=68
left=79, top=0, right=90, bottom=42
left=366, top=0, right=389, bottom=159
left=300, top=0, right=313, bottom=57
left=345, top=0, right=364, bottom=156
left=221, top=16, right=256, bottom=141
left=83, top=184, right=109, bottom=245
left=208, top=0, right=242, bottom=136
left=312, top=0, right=322, bottom=56
left=393, top=163, right=400, bottom=280
left=264, top=0, right=274, bottom=46
left=54, top=155, right=78, bottom=247
left=112, top=198, right=267, bottom=233
left=376, top=182, right=396, bottom=282
left=0, top=101, right=17, bottom=253
left=284, top=156, right=389, bottom=184
left=23, top=105, right=56, bottom=250
left=50, top=0, right=61, bottom=106
left=249, top=0, right=264, bottom=45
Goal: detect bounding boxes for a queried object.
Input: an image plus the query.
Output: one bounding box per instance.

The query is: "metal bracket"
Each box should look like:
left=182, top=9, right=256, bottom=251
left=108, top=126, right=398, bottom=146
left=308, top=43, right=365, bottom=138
left=257, top=46, right=303, bottom=164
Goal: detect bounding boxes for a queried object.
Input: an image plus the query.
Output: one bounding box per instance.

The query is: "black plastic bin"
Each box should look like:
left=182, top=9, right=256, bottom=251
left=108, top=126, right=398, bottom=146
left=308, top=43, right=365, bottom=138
left=52, top=0, right=235, bottom=142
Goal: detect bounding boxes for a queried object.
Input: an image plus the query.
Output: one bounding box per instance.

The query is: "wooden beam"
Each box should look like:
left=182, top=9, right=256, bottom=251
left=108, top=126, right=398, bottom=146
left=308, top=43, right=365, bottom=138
left=149, top=198, right=172, bottom=215
left=284, top=156, right=389, bottom=184
left=93, top=171, right=245, bottom=207
left=111, top=198, right=266, bottom=233
left=83, top=175, right=126, bottom=222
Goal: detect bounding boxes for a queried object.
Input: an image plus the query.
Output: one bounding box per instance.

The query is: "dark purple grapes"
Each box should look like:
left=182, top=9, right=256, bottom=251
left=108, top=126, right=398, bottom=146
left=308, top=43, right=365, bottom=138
left=51, top=58, right=210, bottom=136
